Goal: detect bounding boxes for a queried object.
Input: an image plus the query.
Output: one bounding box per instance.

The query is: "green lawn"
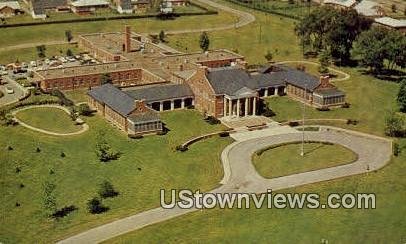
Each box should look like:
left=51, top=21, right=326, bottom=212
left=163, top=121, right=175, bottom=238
left=0, top=43, right=80, bottom=65
left=105, top=140, right=406, bottom=243
left=0, top=8, right=235, bottom=49
left=64, top=89, right=90, bottom=104
left=253, top=142, right=357, bottom=178
left=0, top=109, right=231, bottom=243
left=14, top=107, right=81, bottom=134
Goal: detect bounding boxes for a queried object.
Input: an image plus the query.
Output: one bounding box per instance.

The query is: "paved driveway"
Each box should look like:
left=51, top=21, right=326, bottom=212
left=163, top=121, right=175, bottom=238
left=0, top=76, right=25, bottom=106
left=58, top=126, right=392, bottom=244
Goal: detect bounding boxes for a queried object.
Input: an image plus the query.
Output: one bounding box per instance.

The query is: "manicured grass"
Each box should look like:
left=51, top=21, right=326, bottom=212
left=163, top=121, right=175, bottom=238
left=253, top=142, right=357, bottom=178
left=64, top=89, right=89, bottom=104
left=0, top=9, right=235, bottom=48
left=105, top=140, right=406, bottom=243
left=0, top=109, right=231, bottom=243
left=0, top=43, right=80, bottom=65
left=14, top=107, right=81, bottom=134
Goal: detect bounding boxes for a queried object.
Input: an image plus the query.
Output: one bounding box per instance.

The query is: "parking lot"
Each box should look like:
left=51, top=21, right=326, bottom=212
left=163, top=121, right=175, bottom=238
left=0, top=75, right=25, bottom=106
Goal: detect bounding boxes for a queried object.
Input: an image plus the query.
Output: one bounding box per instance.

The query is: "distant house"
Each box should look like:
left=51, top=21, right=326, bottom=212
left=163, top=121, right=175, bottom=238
left=114, top=0, right=150, bottom=13
left=28, top=0, right=69, bottom=19
left=323, top=0, right=357, bottom=9
left=0, top=1, right=22, bottom=17
left=70, top=0, right=110, bottom=14
left=374, top=17, right=406, bottom=33
left=354, top=0, right=385, bottom=18
left=166, top=0, right=187, bottom=6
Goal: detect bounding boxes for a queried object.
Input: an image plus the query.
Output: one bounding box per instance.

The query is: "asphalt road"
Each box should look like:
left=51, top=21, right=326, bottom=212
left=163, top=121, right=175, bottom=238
left=0, top=76, right=25, bottom=106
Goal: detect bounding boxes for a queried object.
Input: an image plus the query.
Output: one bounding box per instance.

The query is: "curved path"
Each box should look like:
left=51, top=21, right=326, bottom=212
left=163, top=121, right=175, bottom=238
left=12, top=105, right=89, bottom=136
left=58, top=126, right=392, bottom=244
left=274, top=60, right=351, bottom=82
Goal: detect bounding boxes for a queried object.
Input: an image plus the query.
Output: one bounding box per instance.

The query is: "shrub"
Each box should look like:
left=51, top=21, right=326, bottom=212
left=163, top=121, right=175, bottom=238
left=51, top=205, right=78, bottom=219
left=187, top=105, right=195, bottom=109
left=156, top=131, right=167, bottom=136
left=128, top=134, right=143, bottom=139
left=346, top=119, right=358, bottom=125
left=204, top=116, right=220, bottom=125
left=219, top=131, right=230, bottom=137
left=15, top=202, right=20, bottom=207
left=4, top=114, right=18, bottom=126
left=96, top=131, right=121, bottom=162
left=341, top=102, right=350, bottom=108
left=393, top=142, right=401, bottom=156
left=19, top=183, right=25, bottom=188
left=317, top=107, right=330, bottom=111
left=36, top=147, right=41, bottom=153
left=60, top=152, right=66, bottom=158
left=87, top=197, right=108, bottom=214
left=78, top=103, right=93, bottom=116
left=15, top=167, right=21, bottom=173
left=176, top=145, right=188, bottom=152
left=98, top=180, right=119, bottom=199
left=7, top=146, right=13, bottom=150
left=288, top=121, right=300, bottom=127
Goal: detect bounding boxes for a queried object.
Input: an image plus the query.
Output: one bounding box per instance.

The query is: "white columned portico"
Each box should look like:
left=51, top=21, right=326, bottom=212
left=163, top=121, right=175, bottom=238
left=253, top=97, right=257, bottom=115
left=223, top=97, right=227, bottom=116
left=236, top=99, right=240, bottom=117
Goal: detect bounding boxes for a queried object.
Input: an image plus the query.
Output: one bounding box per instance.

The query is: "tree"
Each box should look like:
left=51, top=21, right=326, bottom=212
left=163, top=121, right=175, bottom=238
left=98, top=180, right=119, bottom=198
left=159, top=30, right=165, bottom=42
left=36, top=45, right=46, bottom=59
left=78, top=103, right=92, bottom=116
left=264, top=50, right=273, bottom=62
left=65, top=30, right=73, bottom=42
left=353, top=27, right=406, bottom=73
left=397, top=80, right=406, bottom=113
left=66, top=49, right=73, bottom=57
left=43, top=181, right=57, bottom=216
left=294, top=6, right=371, bottom=64
left=100, top=73, right=112, bottom=85
left=87, top=197, right=108, bottom=214
left=95, top=130, right=121, bottom=162
left=199, top=32, right=210, bottom=52
left=318, top=49, right=330, bottom=74
left=385, top=111, right=405, bottom=137
left=391, top=4, right=397, bottom=13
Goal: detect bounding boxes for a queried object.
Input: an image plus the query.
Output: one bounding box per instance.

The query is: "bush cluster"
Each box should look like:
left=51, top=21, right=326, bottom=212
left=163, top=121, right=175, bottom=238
left=204, top=116, right=220, bottom=125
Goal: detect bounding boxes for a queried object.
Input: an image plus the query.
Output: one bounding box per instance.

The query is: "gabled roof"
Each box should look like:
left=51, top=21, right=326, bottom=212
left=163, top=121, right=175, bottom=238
left=125, top=84, right=194, bottom=103
left=0, top=1, right=21, bottom=10
left=119, top=0, right=132, bottom=10
left=31, top=0, right=68, bottom=15
left=71, top=0, right=110, bottom=7
left=88, top=83, right=136, bottom=116
left=323, top=0, right=356, bottom=8
left=314, top=88, right=345, bottom=98
left=206, top=65, right=318, bottom=96
left=128, top=109, right=160, bottom=124
left=354, top=0, right=382, bottom=17
left=375, top=17, right=406, bottom=28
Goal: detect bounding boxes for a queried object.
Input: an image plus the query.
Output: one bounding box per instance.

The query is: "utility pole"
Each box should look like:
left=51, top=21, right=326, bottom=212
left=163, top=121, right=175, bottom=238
left=300, top=85, right=307, bottom=157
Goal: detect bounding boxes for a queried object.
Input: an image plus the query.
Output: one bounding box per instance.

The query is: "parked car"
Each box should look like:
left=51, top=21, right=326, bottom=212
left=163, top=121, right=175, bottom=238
left=5, top=87, right=14, bottom=94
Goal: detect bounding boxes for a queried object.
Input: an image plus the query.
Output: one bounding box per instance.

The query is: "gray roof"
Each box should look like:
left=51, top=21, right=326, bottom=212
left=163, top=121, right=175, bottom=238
left=375, top=17, right=406, bottom=28
left=206, top=65, right=317, bottom=96
left=354, top=0, right=381, bottom=17
left=0, top=1, right=21, bottom=10
left=31, top=0, right=68, bottom=15
left=125, top=84, right=194, bottom=103
left=88, top=83, right=136, bottom=116
left=119, top=0, right=132, bottom=10
left=71, top=0, right=109, bottom=7
left=128, top=110, right=160, bottom=124
left=314, top=88, right=345, bottom=98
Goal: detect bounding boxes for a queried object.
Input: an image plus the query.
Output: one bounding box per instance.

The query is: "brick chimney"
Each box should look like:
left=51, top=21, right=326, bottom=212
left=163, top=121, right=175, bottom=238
left=135, top=100, right=148, bottom=113
left=124, top=25, right=131, bottom=53
left=319, top=75, right=331, bottom=89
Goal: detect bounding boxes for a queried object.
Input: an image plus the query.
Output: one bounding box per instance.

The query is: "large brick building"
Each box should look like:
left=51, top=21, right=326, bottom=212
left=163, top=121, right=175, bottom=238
left=34, top=26, right=345, bottom=135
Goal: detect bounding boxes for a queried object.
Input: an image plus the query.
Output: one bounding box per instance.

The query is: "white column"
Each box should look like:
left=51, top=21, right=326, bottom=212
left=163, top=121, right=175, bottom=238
left=223, top=97, right=227, bottom=117
left=244, top=98, right=249, bottom=116
left=237, top=99, right=240, bottom=117
left=181, top=99, right=185, bottom=109
left=264, top=89, right=268, bottom=97
left=274, top=88, right=278, bottom=96
left=253, top=97, right=257, bottom=115
left=159, top=102, right=163, bottom=112
left=228, top=98, right=232, bottom=117
left=170, top=100, right=174, bottom=110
